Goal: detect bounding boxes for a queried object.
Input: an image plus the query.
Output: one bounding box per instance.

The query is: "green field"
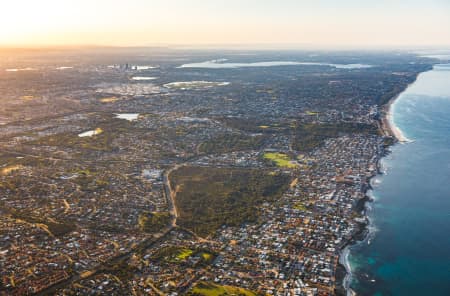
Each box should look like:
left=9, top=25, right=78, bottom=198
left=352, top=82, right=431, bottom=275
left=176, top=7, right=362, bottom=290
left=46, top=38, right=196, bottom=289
left=263, top=152, right=298, bottom=168
left=176, top=248, right=194, bottom=260
left=151, top=246, right=215, bottom=265
left=189, top=282, right=256, bottom=296
left=151, top=246, right=194, bottom=262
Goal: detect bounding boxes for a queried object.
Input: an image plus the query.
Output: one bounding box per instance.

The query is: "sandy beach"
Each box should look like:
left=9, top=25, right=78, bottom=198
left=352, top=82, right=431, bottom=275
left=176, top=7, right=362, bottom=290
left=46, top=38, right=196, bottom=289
left=380, top=87, right=415, bottom=143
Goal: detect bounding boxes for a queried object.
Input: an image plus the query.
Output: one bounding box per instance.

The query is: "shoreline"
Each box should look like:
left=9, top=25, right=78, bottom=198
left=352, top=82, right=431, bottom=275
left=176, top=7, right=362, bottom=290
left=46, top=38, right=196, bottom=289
left=337, top=74, right=425, bottom=295
left=380, top=70, right=433, bottom=143
left=381, top=93, right=409, bottom=143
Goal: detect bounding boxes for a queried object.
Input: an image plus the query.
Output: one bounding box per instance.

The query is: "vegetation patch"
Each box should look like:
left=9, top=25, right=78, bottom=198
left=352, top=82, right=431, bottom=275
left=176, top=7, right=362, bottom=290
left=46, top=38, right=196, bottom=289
left=199, top=134, right=265, bottom=154
left=151, top=246, right=195, bottom=263
left=263, top=152, right=298, bottom=168
left=188, top=281, right=256, bottom=296
left=219, top=118, right=378, bottom=153
left=26, top=114, right=140, bottom=152
left=293, top=122, right=379, bottom=152
left=138, top=212, right=171, bottom=233
left=70, top=168, right=109, bottom=191
left=28, top=129, right=114, bottom=151
left=149, top=246, right=216, bottom=266
left=176, top=248, right=194, bottom=260
left=103, top=260, right=137, bottom=282
left=198, top=251, right=213, bottom=262
left=219, top=117, right=290, bottom=134
left=9, top=209, right=75, bottom=237
left=293, top=202, right=308, bottom=211
left=170, top=166, right=290, bottom=237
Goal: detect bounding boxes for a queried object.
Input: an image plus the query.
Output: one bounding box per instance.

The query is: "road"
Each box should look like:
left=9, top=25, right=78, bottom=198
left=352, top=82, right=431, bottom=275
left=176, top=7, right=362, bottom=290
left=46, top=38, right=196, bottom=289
left=35, top=164, right=183, bottom=295
left=163, top=164, right=184, bottom=227
left=26, top=159, right=218, bottom=295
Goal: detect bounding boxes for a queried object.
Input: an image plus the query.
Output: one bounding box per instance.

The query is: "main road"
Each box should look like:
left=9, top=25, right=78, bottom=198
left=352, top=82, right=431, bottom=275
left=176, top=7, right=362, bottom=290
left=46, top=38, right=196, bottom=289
left=163, top=164, right=183, bottom=227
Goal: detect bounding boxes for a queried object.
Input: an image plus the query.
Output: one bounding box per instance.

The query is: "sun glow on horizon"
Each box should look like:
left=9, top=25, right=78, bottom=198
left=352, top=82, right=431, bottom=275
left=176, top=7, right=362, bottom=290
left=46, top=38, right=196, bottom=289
left=1, top=0, right=450, bottom=48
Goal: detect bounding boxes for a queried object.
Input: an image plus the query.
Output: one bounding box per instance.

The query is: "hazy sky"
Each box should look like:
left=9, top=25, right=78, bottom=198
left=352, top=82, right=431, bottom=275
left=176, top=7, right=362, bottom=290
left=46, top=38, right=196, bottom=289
left=1, top=0, right=449, bottom=48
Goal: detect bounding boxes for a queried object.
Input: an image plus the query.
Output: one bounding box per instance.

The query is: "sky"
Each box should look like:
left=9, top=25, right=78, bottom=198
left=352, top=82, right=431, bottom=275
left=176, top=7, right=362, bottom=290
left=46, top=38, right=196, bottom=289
left=0, top=0, right=449, bottom=49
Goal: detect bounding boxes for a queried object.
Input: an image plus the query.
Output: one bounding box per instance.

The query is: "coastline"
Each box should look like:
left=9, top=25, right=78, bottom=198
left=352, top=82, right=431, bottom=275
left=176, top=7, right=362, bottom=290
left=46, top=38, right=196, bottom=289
left=337, top=75, right=425, bottom=295
left=380, top=70, right=432, bottom=142
left=381, top=93, right=408, bottom=142
left=348, top=61, right=450, bottom=295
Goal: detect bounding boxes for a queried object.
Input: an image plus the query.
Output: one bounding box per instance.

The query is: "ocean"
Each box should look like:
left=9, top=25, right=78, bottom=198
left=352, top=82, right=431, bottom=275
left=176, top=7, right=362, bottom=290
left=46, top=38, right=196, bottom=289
left=348, top=63, right=450, bottom=295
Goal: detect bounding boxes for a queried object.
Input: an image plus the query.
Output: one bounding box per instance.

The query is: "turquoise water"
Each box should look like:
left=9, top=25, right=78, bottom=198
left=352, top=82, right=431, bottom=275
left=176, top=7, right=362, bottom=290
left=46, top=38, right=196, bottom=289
left=349, top=64, right=450, bottom=295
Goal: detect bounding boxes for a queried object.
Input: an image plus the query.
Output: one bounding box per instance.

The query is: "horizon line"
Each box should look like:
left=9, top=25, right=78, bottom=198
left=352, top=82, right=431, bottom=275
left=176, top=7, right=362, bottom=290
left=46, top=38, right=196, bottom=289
left=0, top=43, right=449, bottom=52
